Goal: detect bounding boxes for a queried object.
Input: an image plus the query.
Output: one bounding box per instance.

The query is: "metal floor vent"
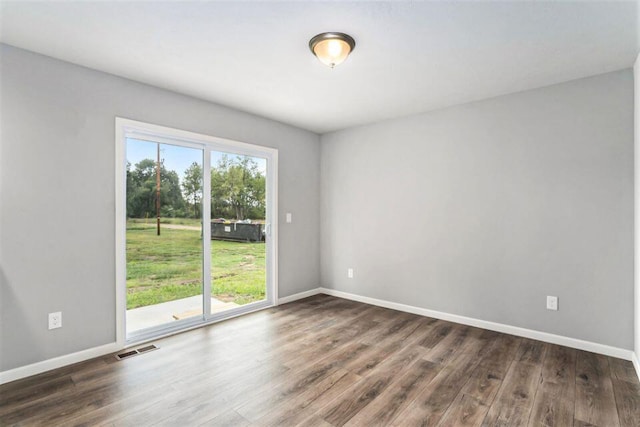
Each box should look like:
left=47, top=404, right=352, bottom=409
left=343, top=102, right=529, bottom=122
left=115, top=344, right=159, bottom=361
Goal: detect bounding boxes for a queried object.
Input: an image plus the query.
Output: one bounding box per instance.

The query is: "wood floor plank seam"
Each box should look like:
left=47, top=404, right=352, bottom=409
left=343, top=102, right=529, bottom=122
left=609, top=356, right=624, bottom=427
left=573, top=356, right=579, bottom=427
left=523, top=363, right=543, bottom=426
left=479, top=359, right=516, bottom=426
left=435, top=340, right=506, bottom=426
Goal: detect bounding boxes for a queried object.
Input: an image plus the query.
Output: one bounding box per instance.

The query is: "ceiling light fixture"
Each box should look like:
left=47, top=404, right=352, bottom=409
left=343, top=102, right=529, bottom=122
left=309, top=32, right=356, bottom=69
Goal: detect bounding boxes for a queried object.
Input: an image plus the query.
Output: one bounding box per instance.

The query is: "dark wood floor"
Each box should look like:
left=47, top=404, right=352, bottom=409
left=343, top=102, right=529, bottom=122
left=1, top=294, right=639, bottom=426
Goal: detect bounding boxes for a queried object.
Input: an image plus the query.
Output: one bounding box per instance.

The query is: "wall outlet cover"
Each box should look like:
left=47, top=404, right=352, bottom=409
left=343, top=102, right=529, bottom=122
left=48, top=312, right=62, bottom=329
left=546, top=296, right=558, bottom=311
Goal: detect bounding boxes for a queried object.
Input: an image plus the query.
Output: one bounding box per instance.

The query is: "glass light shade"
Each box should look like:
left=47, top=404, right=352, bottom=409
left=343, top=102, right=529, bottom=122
left=313, top=39, right=351, bottom=68
left=309, top=32, right=355, bottom=69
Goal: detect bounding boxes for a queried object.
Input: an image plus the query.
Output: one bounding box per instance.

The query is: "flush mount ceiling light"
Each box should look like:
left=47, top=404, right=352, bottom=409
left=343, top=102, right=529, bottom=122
left=309, top=32, right=356, bottom=69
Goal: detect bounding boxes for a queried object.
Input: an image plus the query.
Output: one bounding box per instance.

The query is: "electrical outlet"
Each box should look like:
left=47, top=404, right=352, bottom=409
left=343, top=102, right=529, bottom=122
left=546, top=296, right=558, bottom=311
left=48, top=312, right=62, bottom=329
left=347, top=268, right=354, bottom=279
left=286, top=213, right=292, bottom=223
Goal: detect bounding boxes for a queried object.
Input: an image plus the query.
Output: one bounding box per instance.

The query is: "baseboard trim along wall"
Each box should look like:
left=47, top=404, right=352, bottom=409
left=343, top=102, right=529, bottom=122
left=315, top=287, right=634, bottom=362
left=277, top=288, right=323, bottom=304
left=0, top=342, right=121, bottom=385
left=2, top=287, right=635, bottom=385
left=632, top=352, right=640, bottom=382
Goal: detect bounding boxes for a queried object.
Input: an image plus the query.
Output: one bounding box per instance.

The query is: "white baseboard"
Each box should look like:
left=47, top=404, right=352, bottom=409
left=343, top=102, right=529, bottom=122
left=318, top=287, right=634, bottom=361
left=632, top=352, right=640, bottom=382
left=278, top=288, right=323, bottom=305
left=0, top=342, right=121, bottom=385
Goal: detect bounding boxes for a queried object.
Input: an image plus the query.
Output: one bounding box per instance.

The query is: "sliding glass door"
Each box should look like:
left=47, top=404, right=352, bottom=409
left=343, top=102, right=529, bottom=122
left=209, top=151, right=268, bottom=316
left=125, top=139, right=205, bottom=334
left=116, top=119, right=277, bottom=344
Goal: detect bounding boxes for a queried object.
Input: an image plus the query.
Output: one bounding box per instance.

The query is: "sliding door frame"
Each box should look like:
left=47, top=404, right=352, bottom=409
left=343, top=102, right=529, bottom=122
left=115, top=118, right=278, bottom=347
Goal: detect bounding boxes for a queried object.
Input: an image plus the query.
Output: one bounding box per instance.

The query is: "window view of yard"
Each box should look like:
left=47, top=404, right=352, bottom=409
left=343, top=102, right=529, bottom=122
left=126, top=139, right=267, bottom=326
left=126, top=221, right=266, bottom=310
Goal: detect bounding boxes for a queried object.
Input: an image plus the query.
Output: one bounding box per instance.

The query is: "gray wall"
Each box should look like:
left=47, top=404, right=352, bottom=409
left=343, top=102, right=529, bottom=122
left=321, top=70, right=634, bottom=350
left=0, top=44, right=321, bottom=371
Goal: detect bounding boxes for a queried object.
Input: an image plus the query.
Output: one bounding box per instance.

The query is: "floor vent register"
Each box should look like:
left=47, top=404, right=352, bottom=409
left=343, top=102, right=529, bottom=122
left=115, top=344, right=159, bottom=360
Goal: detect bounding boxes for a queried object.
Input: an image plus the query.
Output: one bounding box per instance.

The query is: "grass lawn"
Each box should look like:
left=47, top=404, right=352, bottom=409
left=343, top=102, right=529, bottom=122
left=126, top=222, right=265, bottom=309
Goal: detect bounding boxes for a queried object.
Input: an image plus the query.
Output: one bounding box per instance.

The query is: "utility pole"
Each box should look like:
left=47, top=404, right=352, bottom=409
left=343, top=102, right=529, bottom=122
left=156, top=143, right=161, bottom=236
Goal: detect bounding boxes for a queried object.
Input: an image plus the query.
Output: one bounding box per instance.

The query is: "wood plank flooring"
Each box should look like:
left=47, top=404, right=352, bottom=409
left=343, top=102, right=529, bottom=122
left=1, top=294, right=638, bottom=426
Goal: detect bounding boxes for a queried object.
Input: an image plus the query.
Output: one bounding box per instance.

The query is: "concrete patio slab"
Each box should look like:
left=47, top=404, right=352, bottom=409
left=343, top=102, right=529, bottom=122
left=127, top=295, right=239, bottom=332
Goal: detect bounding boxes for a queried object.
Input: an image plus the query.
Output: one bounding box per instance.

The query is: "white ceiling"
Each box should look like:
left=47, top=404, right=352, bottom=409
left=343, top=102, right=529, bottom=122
left=0, top=1, right=637, bottom=134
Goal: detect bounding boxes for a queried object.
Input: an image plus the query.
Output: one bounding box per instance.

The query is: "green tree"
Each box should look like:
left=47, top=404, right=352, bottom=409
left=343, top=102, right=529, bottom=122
left=211, top=155, right=265, bottom=220
left=126, top=158, right=185, bottom=218
left=182, top=162, right=203, bottom=219
left=211, top=155, right=231, bottom=218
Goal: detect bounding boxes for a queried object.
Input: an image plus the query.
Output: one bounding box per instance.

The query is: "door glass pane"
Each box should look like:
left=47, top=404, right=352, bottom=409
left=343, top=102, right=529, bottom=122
left=125, top=138, right=203, bottom=333
left=210, top=151, right=267, bottom=314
